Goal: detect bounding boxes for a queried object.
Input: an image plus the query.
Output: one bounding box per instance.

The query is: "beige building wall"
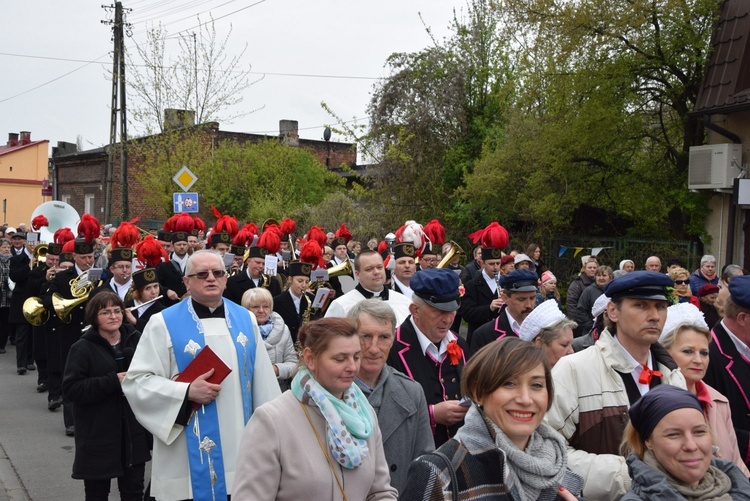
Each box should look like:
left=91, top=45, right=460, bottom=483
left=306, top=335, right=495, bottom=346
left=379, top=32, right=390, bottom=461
left=0, top=141, right=50, bottom=228
left=703, top=114, right=750, bottom=268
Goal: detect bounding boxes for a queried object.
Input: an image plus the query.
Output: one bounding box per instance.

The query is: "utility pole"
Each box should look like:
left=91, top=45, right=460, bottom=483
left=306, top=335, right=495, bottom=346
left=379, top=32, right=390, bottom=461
left=102, top=2, right=131, bottom=223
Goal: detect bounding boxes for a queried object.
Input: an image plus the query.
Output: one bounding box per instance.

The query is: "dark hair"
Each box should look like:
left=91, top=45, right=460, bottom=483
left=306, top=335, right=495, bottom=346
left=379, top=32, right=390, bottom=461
left=461, top=337, right=554, bottom=409
left=298, top=318, right=358, bottom=367
left=85, top=291, right=125, bottom=329
left=353, top=249, right=381, bottom=272
left=526, top=243, right=540, bottom=257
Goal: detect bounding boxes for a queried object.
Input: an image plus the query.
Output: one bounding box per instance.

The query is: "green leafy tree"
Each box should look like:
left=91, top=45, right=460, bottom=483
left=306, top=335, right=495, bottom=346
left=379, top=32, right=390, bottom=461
left=463, top=0, right=717, bottom=238
left=361, top=0, right=515, bottom=234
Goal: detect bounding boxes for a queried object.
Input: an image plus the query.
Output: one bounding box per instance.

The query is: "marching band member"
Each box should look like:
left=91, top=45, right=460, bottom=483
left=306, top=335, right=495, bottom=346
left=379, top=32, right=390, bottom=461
left=125, top=267, right=165, bottom=333
left=156, top=232, right=189, bottom=307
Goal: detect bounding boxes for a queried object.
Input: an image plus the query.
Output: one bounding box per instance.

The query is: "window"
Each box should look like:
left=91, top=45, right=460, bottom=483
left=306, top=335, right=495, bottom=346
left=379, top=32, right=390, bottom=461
left=84, top=194, right=95, bottom=214
left=61, top=194, right=71, bottom=205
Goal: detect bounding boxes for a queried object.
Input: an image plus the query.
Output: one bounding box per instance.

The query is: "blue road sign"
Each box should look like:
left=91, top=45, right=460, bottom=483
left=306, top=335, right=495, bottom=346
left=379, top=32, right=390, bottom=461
left=173, top=192, right=199, bottom=213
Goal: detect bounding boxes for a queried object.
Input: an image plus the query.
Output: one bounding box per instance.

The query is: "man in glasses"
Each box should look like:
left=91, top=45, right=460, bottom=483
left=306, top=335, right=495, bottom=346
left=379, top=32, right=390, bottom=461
left=91, top=248, right=134, bottom=302
left=123, top=250, right=280, bottom=501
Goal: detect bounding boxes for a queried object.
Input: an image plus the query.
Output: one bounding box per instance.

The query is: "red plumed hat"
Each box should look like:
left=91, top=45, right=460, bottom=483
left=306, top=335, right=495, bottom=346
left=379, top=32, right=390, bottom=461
left=174, top=213, right=195, bottom=233
left=233, top=223, right=257, bottom=247
left=135, top=235, right=168, bottom=268
left=192, top=216, right=207, bottom=233
left=300, top=240, right=325, bottom=269
left=334, top=224, right=352, bottom=243
left=423, top=219, right=446, bottom=247
left=163, top=214, right=180, bottom=232
left=111, top=217, right=141, bottom=249
left=31, top=215, right=49, bottom=232
left=258, top=227, right=282, bottom=254
left=54, top=227, right=75, bottom=245
left=280, top=218, right=296, bottom=237
left=61, top=240, right=75, bottom=253
left=469, top=222, right=509, bottom=249
left=211, top=206, right=239, bottom=237
left=306, top=226, right=328, bottom=247
left=395, top=220, right=425, bottom=252
left=77, top=214, right=100, bottom=243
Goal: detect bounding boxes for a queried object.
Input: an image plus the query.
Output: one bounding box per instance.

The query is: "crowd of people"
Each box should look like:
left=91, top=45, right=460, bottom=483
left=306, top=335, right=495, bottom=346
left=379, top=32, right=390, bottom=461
left=1, top=214, right=750, bottom=500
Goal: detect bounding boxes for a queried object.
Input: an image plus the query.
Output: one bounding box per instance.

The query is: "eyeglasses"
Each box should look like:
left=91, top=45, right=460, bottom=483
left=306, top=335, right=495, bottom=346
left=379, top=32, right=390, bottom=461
left=98, top=308, right=123, bottom=317
left=186, top=270, right=227, bottom=279
left=674, top=279, right=689, bottom=285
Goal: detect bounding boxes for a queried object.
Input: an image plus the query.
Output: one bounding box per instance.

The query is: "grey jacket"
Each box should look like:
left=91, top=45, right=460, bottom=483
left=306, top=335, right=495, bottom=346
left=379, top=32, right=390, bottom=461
left=357, top=365, right=435, bottom=493
left=622, top=452, right=750, bottom=500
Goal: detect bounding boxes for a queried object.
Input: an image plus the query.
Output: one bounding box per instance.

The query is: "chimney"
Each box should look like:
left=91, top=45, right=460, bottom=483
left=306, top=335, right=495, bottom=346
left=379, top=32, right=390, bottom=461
left=7, top=133, right=18, bottom=147
left=279, top=120, right=299, bottom=147
left=19, top=131, right=31, bottom=145
left=164, top=109, right=196, bottom=130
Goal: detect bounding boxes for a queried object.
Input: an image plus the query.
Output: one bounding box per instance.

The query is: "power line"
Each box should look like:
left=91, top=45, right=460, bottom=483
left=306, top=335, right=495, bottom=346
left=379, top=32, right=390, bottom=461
left=240, top=117, right=367, bottom=135
left=0, top=53, right=110, bottom=104
left=163, top=0, right=267, bottom=39
left=0, top=51, right=380, bottom=80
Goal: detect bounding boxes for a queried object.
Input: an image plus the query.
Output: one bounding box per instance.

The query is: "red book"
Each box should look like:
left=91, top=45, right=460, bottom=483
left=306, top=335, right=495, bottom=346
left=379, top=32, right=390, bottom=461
left=175, top=345, right=233, bottom=408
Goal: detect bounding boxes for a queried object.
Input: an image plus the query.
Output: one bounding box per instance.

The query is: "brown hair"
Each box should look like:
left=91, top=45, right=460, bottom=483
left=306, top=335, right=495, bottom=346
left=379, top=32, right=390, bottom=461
left=723, top=295, right=750, bottom=319
left=85, top=291, right=125, bottom=329
left=461, top=337, right=554, bottom=409
left=353, top=249, right=380, bottom=272
left=298, top=318, right=358, bottom=367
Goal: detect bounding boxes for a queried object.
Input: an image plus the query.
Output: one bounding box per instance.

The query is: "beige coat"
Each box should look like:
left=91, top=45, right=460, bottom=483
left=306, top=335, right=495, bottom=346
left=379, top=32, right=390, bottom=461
left=704, top=383, right=750, bottom=476
left=232, top=390, right=398, bottom=500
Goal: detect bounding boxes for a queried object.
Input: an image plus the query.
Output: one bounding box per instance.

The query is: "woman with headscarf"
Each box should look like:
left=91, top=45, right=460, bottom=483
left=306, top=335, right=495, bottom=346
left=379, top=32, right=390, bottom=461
left=621, top=384, right=750, bottom=500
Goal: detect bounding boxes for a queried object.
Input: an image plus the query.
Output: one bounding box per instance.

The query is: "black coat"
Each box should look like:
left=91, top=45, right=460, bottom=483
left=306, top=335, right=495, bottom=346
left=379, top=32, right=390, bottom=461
left=62, top=324, right=150, bottom=479
left=223, top=270, right=281, bottom=305
left=469, top=305, right=518, bottom=356
left=387, top=317, right=468, bottom=447
left=124, top=298, right=165, bottom=333
left=458, top=274, right=499, bottom=347
left=43, top=266, right=91, bottom=363
left=156, top=259, right=187, bottom=307
left=8, top=250, right=31, bottom=324
left=273, top=289, right=313, bottom=343
left=704, top=322, right=750, bottom=469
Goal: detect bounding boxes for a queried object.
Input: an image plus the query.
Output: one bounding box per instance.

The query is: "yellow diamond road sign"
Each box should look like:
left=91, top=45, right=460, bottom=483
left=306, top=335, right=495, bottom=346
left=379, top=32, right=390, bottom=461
left=173, top=165, right=198, bottom=192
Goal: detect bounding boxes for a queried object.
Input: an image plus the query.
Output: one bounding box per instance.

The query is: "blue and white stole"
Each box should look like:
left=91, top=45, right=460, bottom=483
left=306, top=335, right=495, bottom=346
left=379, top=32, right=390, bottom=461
left=163, top=298, right=256, bottom=501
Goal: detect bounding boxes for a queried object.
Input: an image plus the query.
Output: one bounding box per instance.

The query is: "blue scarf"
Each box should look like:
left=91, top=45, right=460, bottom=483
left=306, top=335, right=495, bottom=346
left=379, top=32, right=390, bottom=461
left=292, top=368, right=374, bottom=469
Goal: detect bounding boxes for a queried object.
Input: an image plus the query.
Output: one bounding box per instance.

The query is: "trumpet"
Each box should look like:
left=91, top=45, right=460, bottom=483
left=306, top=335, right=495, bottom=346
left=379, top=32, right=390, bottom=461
left=33, top=244, right=48, bottom=265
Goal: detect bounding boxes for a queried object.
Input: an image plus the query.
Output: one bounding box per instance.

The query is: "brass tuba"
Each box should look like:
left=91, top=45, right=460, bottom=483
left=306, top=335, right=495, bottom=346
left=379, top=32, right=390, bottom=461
left=23, top=296, right=50, bottom=326
left=437, top=241, right=465, bottom=269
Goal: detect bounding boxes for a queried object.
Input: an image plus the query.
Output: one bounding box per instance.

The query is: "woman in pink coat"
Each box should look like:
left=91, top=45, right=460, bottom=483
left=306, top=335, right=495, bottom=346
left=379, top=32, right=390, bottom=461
left=659, top=303, right=750, bottom=475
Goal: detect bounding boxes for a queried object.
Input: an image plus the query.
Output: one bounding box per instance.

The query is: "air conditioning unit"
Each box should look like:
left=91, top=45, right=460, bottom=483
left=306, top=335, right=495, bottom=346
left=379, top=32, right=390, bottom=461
left=688, top=143, right=742, bottom=190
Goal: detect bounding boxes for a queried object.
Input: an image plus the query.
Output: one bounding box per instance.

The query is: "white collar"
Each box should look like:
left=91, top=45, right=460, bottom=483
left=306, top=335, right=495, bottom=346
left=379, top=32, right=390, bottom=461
left=721, top=320, right=750, bottom=360
left=482, top=269, right=498, bottom=293
left=392, top=276, right=412, bottom=298
left=613, top=334, right=654, bottom=396
left=504, top=308, right=522, bottom=334
left=411, top=317, right=456, bottom=362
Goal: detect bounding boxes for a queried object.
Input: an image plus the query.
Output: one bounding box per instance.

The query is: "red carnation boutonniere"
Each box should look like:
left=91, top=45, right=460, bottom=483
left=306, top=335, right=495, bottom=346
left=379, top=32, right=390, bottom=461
left=447, top=340, right=463, bottom=366
left=458, top=285, right=466, bottom=297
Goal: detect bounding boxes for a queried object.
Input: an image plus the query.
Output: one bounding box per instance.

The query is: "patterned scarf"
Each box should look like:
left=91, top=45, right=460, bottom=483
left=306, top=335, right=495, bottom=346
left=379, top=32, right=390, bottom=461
left=292, top=368, right=374, bottom=469
left=643, top=450, right=734, bottom=501
left=258, top=317, right=274, bottom=340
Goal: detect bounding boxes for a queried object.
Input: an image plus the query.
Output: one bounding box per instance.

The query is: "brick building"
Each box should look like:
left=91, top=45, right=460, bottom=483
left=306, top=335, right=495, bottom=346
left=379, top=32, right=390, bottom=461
left=52, top=118, right=358, bottom=225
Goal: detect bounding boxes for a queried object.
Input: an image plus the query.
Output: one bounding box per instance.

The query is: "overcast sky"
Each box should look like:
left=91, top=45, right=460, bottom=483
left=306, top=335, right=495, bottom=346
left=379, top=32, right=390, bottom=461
left=0, top=0, right=459, bottom=153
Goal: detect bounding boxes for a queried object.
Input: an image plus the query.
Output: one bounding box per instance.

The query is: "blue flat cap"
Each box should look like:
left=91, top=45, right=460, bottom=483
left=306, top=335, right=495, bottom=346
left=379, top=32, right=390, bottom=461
left=411, top=268, right=461, bottom=312
left=500, top=269, right=539, bottom=292
left=728, top=275, right=750, bottom=309
left=604, top=270, right=673, bottom=300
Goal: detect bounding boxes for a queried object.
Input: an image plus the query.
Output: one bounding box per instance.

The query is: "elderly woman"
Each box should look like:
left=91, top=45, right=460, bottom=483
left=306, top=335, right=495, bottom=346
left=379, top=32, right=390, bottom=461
left=658, top=303, right=750, bottom=476
left=621, top=384, right=750, bottom=500
left=619, top=259, right=635, bottom=273
left=401, top=337, right=583, bottom=500
left=574, top=265, right=613, bottom=336
left=697, top=283, right=720, bottom=328
left=519, top=299, right=576, bottom=368
left=689, top=255, right=719, bottom=296
left=669, top=267, right=700, bottom=307
left=241, top=287, right=297, bottom=392
left=232, top=318, right=397, bottom=499
left=0, top=238, right=11, bottom=353
left=565, top=258, right=598, bottom=327
left=62, top=291, right=150, bottom=500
